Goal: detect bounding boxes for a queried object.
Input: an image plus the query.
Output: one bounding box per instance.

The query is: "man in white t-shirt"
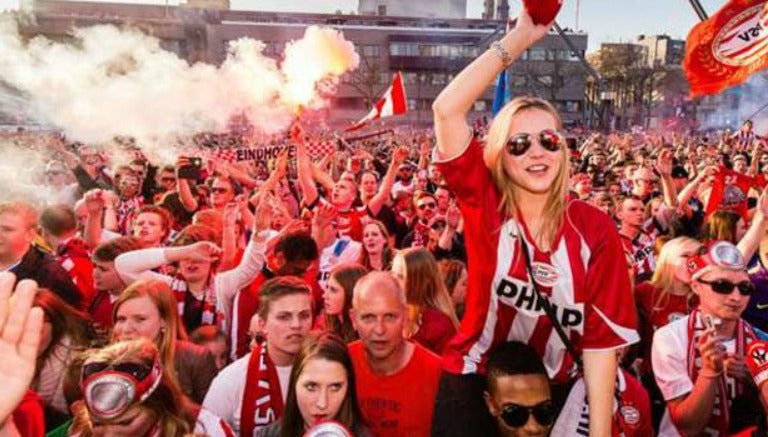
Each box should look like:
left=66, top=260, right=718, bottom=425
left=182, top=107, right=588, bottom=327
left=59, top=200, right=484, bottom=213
left=311, top=202, right=362, bottom=292
left=203, top=276, right=313, bottom=436
left=652, top=241, right=758, bottom=436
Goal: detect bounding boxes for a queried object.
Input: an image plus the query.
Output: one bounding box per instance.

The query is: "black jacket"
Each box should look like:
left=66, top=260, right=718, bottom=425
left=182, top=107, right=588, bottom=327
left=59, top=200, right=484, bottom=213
left=10, top=245, right=81, bottom=308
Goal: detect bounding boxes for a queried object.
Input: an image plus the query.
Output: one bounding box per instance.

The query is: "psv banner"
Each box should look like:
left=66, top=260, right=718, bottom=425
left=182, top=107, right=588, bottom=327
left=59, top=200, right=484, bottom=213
left=705, top=166, right=753, bottom=220
left=684, top=0, right=768, bottom=97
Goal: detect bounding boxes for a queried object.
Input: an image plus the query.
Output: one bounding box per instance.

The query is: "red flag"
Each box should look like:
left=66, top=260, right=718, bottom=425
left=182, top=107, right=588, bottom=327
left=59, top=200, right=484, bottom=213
left=705, top=166, right=754, bottom=220
left=346, top=72, right=407, bottom=131
left=684, top=0, right=768, bottom=98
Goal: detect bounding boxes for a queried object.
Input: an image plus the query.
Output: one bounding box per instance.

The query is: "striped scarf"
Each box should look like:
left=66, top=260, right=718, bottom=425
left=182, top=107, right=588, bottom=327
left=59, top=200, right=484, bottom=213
left=169, top=275, right=220, bottom=329
left=686, top=309, right=756, bottom=436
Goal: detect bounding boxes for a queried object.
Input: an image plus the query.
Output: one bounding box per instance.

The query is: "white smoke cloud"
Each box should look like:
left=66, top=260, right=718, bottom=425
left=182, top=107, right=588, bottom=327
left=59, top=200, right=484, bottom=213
left=0, top=16, right=359, bottom=147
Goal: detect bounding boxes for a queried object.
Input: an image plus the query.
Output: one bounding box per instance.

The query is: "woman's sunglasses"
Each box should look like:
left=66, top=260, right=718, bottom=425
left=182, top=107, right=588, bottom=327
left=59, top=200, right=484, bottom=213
left=697, top=278, right=755, bottom=296
left=500, top=401, right=556, bottom=428
left=506, top=129, right=564, bottom=156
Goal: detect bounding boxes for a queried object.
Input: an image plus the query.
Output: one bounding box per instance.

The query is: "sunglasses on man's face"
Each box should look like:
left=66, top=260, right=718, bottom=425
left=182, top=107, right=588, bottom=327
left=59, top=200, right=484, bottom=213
left=506, top=129, right=563, bottom=156
left=500, top=401, right=556, bottom=428
left=697, top=278, right=755, bottom=296
left=211, top=187, right=229, bottom=195
left=417, top=202, right=436, bottom=210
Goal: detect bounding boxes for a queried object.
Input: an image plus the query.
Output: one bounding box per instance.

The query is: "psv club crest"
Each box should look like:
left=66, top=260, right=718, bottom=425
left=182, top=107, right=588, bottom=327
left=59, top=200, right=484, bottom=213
left=531, top=262, right=560, bottom=288
left=684, top=0, right=768, bottom=97
left=713, top=3, right=768, bottom=67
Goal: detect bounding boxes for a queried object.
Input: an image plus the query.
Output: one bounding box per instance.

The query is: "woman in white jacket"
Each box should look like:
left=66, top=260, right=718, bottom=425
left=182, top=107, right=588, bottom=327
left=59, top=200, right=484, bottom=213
left=115, top=217, right=270, bottom=335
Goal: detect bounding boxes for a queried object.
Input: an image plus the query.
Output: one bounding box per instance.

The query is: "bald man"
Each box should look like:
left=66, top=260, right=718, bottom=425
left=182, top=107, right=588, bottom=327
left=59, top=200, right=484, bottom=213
left=349, top=272, right=442, bottom=437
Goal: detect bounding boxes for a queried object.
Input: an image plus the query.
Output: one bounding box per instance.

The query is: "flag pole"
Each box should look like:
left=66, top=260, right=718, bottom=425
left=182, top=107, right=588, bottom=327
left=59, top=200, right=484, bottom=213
left=687, top=0, right=708, bottom=21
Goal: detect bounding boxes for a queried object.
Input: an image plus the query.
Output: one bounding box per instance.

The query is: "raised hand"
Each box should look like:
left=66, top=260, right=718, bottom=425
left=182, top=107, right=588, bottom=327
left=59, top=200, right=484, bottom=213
left=393, top=146, right=410, bottom=166
left=655, top=149, right=673, bottom=178
left=84, top=189, right=106, bottom=215
left=0, top=273, right=43, bottom=423
left=275, top=150, right=290, bottom=178
left=757, top=186, right=768, bottom=219
left=697, top=327, right=726, bottom=375
left=446, top=203, right=462, bottom=229
left=185, top=242, right=222, bottom=263
left=254, top=195, right=275, bottom=232
left=223, top=202, right=239, bottom=228
left=290, top=121, right=306, bottom=145
left=313, top=203, right=338, bottom=229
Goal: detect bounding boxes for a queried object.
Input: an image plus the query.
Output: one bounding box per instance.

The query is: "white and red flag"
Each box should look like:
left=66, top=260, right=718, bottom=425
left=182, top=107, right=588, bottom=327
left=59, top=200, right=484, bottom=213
left=346, top=72, right=407, bottom=131
left=684, top=0, right=768, bottom=97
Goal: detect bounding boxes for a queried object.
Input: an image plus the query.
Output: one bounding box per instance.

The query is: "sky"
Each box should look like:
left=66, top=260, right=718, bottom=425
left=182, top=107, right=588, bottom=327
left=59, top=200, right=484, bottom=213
left=0, top=0, right=730, bottom=52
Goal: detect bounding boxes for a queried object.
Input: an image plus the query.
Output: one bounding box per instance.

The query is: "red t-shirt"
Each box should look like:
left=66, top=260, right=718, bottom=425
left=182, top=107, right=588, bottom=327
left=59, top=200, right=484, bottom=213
left=411, top=307, right=457, bottom=355
left=634, top=281, right=694, bottom=374
left=89, top=290, right=116, bottom=331
left=349, top=340, right=442, bottom=437
left=57, top=238, right=95, bottom=308
left=436, top=138, right=639, bottom=380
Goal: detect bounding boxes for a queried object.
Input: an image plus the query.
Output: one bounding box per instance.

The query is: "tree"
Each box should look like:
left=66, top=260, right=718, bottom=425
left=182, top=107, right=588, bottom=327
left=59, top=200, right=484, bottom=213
left=345, top=48, right=388, bottom=108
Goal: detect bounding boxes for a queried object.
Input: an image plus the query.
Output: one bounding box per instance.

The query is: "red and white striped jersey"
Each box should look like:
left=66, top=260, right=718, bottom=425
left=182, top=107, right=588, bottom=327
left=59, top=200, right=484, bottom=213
left=436, top=138, right=639, bottom=382
left=620, top=230, right=656, bottom=282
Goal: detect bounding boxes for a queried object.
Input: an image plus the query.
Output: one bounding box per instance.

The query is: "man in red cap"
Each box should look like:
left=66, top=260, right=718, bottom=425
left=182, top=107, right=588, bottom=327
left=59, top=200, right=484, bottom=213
left=652, top=241, right=760, bottom=436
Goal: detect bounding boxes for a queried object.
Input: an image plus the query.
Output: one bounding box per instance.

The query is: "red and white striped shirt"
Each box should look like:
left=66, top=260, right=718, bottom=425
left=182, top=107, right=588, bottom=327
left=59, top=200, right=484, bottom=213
left=620, top=230, right=656, bottom=282
left=436, top=137, right=639, bottom=381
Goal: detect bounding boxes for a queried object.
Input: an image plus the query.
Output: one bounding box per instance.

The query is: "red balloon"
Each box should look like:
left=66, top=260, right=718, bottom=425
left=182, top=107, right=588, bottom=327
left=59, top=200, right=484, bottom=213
left=523, top=0, right=564, bottom=25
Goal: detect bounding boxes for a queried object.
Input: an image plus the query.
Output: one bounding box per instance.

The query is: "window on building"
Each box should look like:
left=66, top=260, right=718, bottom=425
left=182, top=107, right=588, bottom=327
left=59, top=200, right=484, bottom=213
left=431, top=73, right=447, bottom=85
left=538, top=75, right=553, bottom=86
left=402, top=72, right=418, bottom=84
left=529, top=48, right=547, bottom=61
left=555, top=49, right=578, bottom=61
left=408, top=99, right=418, bottom=111
left=512, top=75, right=527, bottom=87
left=337, top=98, right=361, bottom=109
left=363, top=45, right=381, bottom=57
left=378, top=5, right=386, bottom=15
left=565, top=101, right=581, bottom=113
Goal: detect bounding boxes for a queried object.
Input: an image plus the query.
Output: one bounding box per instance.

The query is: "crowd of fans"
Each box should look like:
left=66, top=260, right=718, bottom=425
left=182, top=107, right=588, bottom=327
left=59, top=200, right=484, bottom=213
left=6, top=8, right=768, bottom=437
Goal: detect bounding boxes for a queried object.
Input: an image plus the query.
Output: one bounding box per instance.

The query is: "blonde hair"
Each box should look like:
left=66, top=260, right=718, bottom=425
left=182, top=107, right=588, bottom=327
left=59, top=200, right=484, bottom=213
left=70, top=338, right=195, bottom=437
left=0, top=201, right=38, bottom=230
left=482, top=97, right=568, bottom=248
left=649, top=237, right=702, bottom=307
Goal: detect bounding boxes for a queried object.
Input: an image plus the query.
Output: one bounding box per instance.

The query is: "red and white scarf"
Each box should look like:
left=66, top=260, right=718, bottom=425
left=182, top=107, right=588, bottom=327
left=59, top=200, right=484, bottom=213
left=685, top=309, right=756, bottom=436
left=240, top=342, right=284, bottom=436
left=169, top=275, right=220, bottom=329
left=116, top=196, right=144, bottom=235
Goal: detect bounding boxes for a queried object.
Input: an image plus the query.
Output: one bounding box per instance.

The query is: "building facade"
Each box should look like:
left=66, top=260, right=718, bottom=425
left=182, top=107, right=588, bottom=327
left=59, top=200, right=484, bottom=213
left=358, top=0, right=468, bottom=19
left=15, top=0, right=589, bottom=127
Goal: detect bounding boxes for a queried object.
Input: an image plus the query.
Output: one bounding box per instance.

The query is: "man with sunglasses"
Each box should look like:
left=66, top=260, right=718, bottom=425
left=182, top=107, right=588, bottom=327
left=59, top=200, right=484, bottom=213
left=402, top=191, right=440, bottom=248
left=484, top=341, right=555, bottom=437
left=652, top=241, right=760, bottom=436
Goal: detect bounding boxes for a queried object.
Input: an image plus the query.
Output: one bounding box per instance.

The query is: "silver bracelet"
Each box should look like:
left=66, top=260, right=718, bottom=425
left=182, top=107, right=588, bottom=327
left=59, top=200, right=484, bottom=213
left=490, top=41, right=512, bottom=68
